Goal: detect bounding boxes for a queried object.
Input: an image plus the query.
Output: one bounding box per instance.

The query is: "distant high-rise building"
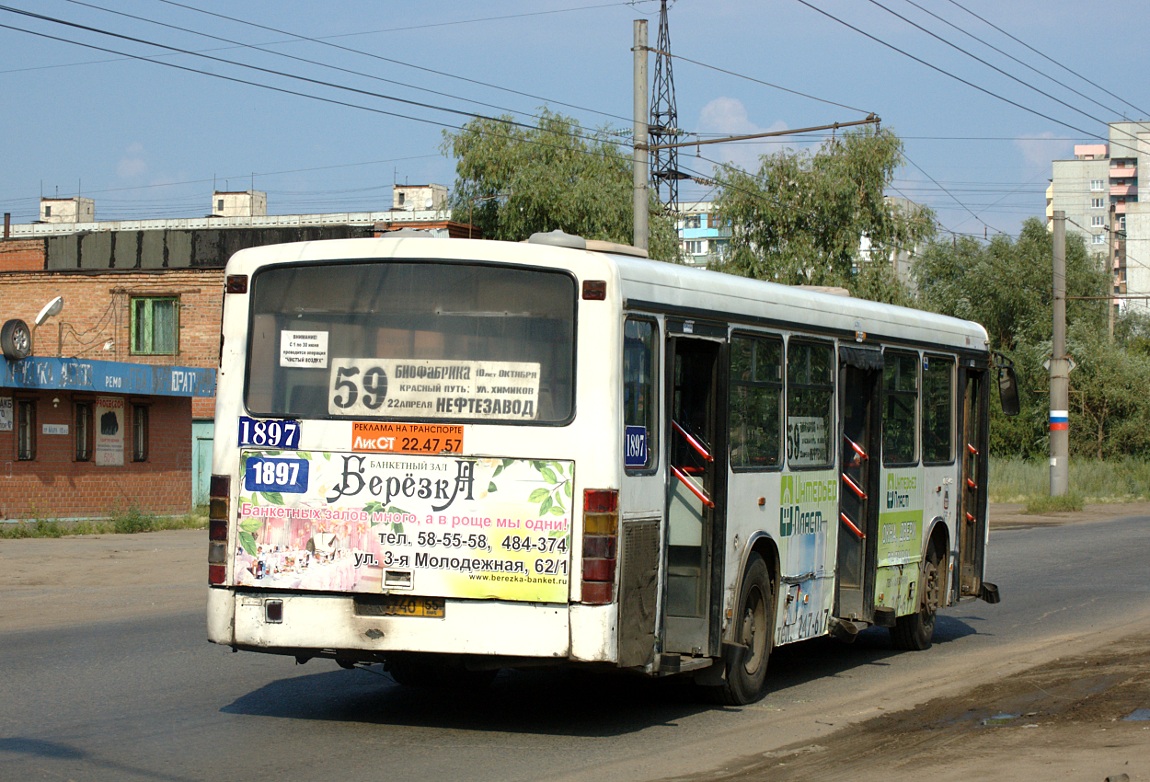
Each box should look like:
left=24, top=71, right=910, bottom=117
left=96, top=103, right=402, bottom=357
left=1048, top=121, right=1150, bottom=313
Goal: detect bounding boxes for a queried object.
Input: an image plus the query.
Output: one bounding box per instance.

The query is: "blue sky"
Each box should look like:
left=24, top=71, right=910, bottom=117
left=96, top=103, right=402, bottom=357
left=1, top=0, right=1145, bottom=240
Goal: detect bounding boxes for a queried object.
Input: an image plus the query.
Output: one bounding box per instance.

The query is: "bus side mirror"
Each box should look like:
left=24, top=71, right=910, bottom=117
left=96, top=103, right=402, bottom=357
left=997, top=365, right=1019, bottom=417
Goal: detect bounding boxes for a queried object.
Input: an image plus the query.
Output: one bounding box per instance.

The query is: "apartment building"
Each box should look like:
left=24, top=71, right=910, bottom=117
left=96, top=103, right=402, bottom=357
left=1047, top=121, right=1150, bottom=312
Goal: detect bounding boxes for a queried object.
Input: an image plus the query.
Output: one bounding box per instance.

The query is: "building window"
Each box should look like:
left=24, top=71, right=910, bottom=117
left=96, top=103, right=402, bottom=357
left=216, top=199, right=224, bottom=212
left=16, top=399, right=35, bottom=460
left=685, top=240, right=704, bottom=255
left=131, top=404, right=149, bottom=461
left=1091, top=215, right=1105, bottom=227
left=1091, top=198, right=1106, bottom=209
left=1090, top=179, right=1105, bottom=191
left=1093, top=233, right=1107, bottom=245
left=684, top=214, right=701, bottom=229
left=75, top=402, right=93, bottom=461
left=131, top=297, right=179, bottom=355
left=43, top=205, right=52, bottom=218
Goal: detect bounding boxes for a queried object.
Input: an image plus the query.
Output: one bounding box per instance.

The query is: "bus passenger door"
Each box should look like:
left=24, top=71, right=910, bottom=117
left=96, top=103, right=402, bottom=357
left=957, top=367, right=990, bottom=598
left=836, top=350, right=882, bottom=622
left=663, top=329, right=726, bottom=659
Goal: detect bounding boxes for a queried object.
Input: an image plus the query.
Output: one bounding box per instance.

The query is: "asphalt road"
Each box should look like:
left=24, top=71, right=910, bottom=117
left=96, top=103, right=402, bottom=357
left=2, top=509, right=1148, bottom=782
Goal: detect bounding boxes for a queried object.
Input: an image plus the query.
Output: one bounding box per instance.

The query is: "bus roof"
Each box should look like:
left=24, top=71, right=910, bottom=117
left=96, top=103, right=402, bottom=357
left=226, top=235, right=989, bottom=354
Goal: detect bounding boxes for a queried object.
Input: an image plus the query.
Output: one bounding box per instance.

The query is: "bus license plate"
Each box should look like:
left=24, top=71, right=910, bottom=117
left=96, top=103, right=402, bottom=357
left=355, top=596, right=445, bottom=618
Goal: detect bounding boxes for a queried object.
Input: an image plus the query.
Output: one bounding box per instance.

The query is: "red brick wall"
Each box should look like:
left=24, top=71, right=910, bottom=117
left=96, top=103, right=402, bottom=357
left=0, top=392, right=193, bottom=519
left=0, top=239, right=47, bottom=271
left=0, top=269, right=223, bottom=419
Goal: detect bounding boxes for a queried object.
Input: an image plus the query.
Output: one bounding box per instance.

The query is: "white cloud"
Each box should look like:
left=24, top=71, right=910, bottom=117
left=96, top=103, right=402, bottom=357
left=694, top=97, right=790, bottom=174
left=117, top=143, right=148, bottom=179
left=1014, top=132, right=1072, bottom=178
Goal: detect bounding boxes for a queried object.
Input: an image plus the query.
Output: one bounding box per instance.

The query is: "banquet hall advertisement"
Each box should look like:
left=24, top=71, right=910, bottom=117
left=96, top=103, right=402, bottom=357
left=233, top=451, right=574, bottom=603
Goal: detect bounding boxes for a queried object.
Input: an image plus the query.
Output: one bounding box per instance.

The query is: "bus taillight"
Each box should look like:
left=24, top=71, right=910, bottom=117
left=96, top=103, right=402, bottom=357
left=208, top=474, right=230, bottom=585
left=581, top=489, right=618, bottom=605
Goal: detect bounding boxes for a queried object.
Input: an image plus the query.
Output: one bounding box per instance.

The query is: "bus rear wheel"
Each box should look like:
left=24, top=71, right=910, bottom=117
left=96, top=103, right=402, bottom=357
left=891, top=543, right=945, bottom=651
left=720, top=553, right=774, bottom=705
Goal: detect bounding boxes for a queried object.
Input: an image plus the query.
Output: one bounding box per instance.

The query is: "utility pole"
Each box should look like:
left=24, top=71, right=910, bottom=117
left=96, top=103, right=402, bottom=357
left=1108, top=202, right=1117, bottom=340
left=633, top=19, right=649, bottom=251
left=1050, top=211, right=1069, bottom=496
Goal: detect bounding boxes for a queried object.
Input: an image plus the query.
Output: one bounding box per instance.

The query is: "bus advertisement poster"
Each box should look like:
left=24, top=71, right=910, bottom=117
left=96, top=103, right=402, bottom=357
left=232, top=452, right=573, bottom=603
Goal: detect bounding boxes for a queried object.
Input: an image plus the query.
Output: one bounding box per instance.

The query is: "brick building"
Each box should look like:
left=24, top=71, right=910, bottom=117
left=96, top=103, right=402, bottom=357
left=1, top=186, right=468, bottom=519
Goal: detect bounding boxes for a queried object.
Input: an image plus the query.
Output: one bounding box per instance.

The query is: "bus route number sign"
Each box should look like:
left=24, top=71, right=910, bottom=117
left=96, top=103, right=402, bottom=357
left=244, top=456, right=309, bottom=494
left=239, top=416, right=300, bottom=449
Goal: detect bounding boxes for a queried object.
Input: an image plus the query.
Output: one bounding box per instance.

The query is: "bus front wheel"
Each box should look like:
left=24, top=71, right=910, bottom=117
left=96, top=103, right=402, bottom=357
left=720, top=553, right=774, bottom=705
left=891, top=543, right=945, bottom=651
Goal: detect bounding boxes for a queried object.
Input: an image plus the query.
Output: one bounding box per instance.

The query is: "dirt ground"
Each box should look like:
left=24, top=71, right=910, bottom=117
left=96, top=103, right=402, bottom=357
left=3, top=504, right=1149, bottom=782
left=691, top=630, right=1150, bottom=782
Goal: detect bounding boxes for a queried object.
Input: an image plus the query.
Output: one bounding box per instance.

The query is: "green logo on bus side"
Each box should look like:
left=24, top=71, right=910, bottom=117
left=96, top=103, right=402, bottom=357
left=779, top=474, right=836, bottom=537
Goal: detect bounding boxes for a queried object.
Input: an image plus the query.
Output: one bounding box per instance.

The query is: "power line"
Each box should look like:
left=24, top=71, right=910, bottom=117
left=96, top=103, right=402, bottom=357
left=150, top=0, right=639, bottom=129
left=943, top=0, right=1150, bottom=120
left=0, top=5, right=541, bottom=130
left=895, top=0, right=1130, bottom=122
left=864, top=0, right=1111, bottom=132
left=789, top=0, right=1117, bottom=148
left=61, top=0, right=552, bottom=124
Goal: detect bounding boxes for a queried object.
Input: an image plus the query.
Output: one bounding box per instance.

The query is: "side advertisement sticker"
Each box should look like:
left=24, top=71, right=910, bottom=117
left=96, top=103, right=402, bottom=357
left=234, top=451, right=573, bottom=603
left=876, top=469, right=925, bottom=615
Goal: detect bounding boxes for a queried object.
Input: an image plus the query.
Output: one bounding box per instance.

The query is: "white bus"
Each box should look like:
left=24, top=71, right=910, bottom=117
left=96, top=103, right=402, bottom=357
left=207, top=231, right=1017, bottom=704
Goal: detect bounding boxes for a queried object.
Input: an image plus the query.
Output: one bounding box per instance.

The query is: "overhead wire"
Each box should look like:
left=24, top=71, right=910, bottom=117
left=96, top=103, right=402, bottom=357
left=789, top=0, right=1128, bottom=152
left=61, top=0, right=562, bottom=125
left=150, top=0, right=640, bottom=129
left=943, top=0, right=1150, bottom=120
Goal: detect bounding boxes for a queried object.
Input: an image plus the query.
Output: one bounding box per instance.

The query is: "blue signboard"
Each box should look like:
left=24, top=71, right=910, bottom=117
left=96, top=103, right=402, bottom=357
left=0, top=356, right=216, bottom=397
left=624, top=425, right=648, bottom=468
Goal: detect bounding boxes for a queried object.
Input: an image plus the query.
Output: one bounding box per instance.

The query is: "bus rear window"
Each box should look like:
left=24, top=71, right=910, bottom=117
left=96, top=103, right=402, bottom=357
left=244, top=261, right=576, bottom=423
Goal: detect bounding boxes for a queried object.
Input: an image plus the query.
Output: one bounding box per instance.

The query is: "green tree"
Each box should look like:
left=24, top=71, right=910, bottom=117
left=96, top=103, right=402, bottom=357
left=913, top=218, right=1111, bottom=458
left=710, top=126, right=933, bottom=302
left=914, top=219, right=1108, bottom=352
left=1067, top=323, right=1150, bottom=459
left=441, top=109, right=681, bottom=261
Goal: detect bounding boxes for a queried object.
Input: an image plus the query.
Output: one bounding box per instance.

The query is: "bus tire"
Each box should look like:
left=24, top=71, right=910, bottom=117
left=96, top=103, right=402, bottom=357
left=720, top=553, right=774, bottom=705
left=891, top=543, right=945, bottom=651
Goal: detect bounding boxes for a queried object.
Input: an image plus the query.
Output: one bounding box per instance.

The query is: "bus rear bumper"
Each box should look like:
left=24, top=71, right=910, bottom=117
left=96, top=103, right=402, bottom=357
left=209, top=588, right=573, bottom=660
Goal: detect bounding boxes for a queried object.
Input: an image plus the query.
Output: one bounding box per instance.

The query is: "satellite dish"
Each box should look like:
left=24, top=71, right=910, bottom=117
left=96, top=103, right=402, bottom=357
left=35, top=296, right=64, bottom=326
left=424, top=197, right=434, bottom=209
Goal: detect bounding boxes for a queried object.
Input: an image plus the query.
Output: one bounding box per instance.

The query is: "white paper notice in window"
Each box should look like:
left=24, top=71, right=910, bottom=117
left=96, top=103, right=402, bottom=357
left=280, top=331, right=329, bottom=368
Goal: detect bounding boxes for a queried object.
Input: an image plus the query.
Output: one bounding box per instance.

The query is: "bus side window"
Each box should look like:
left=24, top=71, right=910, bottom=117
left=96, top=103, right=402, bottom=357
left=729, top=333, right=783, bottom=469
left=786, top=339, right=835, bottom=469
left=922, top=355, right=954, bottom=464
left=883, top=351, right=919, bottom=466
left=624, top=318, right=658, bottom=471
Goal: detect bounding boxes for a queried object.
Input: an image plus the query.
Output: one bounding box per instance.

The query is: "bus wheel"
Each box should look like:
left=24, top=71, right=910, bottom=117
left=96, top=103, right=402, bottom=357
left=891, top=544, right=945, bottom=651
left=720, top=554, right=774, bottom=705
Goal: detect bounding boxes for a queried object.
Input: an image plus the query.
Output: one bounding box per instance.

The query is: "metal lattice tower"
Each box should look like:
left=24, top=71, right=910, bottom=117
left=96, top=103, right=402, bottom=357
left=649, top=0, right=680, bottom=215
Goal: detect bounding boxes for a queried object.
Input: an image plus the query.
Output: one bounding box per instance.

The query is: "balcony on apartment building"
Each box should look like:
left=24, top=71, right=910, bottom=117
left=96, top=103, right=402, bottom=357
left=1110, top=182, right=1137, bottom=198
left=1110, top=163, right=1137, bottom=180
